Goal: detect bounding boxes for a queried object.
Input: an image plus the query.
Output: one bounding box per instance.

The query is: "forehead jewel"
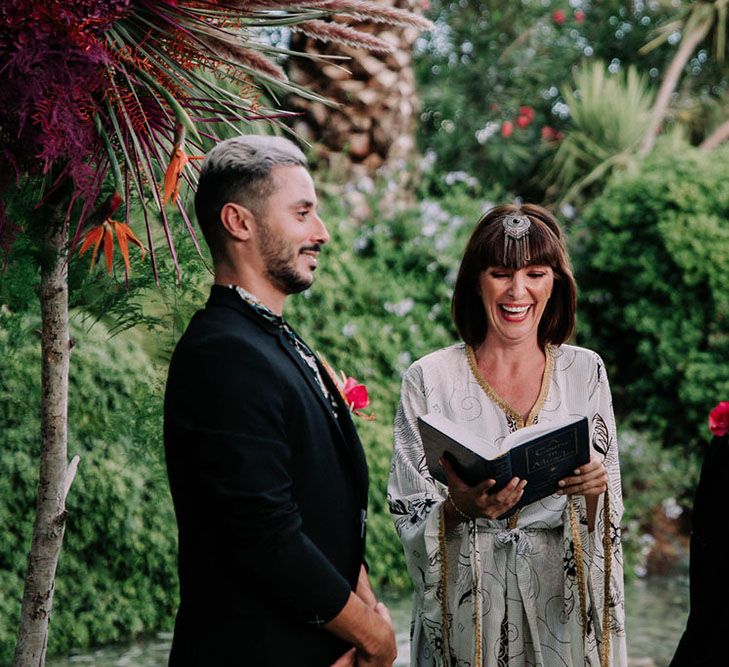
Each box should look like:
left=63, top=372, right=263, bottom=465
left=502, top=214, right=531, bottom=265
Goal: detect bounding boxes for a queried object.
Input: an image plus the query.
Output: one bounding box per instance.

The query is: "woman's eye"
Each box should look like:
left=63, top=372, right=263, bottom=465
left=528, top=272, right=546, bottom=278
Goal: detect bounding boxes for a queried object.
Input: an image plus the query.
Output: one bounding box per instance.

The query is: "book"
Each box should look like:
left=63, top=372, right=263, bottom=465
left=417, top=413, right=590, bottom=518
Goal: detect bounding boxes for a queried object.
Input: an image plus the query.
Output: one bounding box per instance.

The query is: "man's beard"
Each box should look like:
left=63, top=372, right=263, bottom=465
left=256, top=220, right=316, bottom=295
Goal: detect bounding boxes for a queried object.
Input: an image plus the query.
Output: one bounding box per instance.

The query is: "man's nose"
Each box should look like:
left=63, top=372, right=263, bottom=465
left=313, top=214, right=330, bottom=244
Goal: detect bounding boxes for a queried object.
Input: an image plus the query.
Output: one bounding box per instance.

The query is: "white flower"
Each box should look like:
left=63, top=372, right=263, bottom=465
left=385, top=298, right=415, bottom=317
left=661, top=497, right=683, bottom=520
left=397, top=351, right=413, bottom=372
left=475, top=121, right=500, bottom=144
left=342, top=323, right=358, bottom=338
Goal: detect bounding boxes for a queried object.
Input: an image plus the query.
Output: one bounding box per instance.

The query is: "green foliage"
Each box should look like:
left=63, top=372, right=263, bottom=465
left=573, top=138, right=729, bottom=449
left=415, top=0, right=673, bottom=197
left=618, top=428, right=700, bottom=578
left=547, top=61, right=654, bottom=203
left=0, top=312, right=176, bottom=663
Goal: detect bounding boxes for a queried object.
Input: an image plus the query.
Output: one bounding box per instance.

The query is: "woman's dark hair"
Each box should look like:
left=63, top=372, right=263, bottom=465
left=451, top=203, right=577, bottom=348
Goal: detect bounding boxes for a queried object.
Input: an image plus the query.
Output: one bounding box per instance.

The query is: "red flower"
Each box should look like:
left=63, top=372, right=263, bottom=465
left=541, top=126, right=558, bottom=141
left=343, top=377, right=370, bottom=411
left=519, top=105, right=535, bottom=122
left=709, top=401, right=729, bottom=437
left=575, top=9, right=586, bottom=24
left=319, top=355, right=375, bottom=420
left=552, top=9, right=566, bottom=25
left=501, top=120, right=514, bottom=138
left=516, top=115, right=531, bottom=128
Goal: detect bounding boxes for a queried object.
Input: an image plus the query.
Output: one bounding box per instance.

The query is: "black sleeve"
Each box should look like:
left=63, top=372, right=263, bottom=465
left=171, top=337, right=352, bottom=624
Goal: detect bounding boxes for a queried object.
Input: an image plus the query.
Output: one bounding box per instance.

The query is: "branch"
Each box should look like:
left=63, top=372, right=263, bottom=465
left=640, top=18, right=712, bottom=155
left=699, top=116, right=729, bottom=151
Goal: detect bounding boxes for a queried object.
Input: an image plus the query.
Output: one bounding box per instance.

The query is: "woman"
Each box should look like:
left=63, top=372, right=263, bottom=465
left=388, top=204, right=626, bottom=666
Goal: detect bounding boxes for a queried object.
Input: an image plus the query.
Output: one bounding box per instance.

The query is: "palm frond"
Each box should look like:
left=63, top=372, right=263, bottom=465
left=0, top=0, right=431, bottom=278
left=546, top=62, right=654, bottom=205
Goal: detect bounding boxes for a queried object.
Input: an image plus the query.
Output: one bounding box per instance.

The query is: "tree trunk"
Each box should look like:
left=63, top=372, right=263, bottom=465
left=640, top=18, right=713, bottom=155
left=287, top=0, right=422, bottom=179
left=13, top=209, right=79, bottom=667
left=699, top=116, right=729, bottom=150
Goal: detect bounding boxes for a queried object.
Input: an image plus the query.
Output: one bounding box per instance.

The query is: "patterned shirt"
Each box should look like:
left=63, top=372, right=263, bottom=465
left=226, top=285, right=339, bottom=416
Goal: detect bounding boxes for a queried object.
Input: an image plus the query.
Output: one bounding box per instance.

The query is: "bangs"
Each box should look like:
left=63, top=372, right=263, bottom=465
left=475, top=215, right=564, bottom=270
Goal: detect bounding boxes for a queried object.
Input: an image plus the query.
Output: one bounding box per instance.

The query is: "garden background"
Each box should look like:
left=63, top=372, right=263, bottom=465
left=2, top=1, right=729, bottom=665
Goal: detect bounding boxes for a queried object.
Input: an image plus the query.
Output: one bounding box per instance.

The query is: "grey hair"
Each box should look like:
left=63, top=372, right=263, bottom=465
left=195, top=135, right=307, bottom=261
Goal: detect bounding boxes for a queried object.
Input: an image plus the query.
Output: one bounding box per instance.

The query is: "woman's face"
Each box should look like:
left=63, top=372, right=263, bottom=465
left=478, top=264, right=555, bottom=346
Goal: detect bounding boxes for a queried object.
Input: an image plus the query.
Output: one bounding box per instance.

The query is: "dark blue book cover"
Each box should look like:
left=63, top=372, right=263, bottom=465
left=418, top=414, right=590, bottom=518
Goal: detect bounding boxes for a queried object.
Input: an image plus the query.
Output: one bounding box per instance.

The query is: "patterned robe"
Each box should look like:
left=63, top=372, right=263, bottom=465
left=388, top=343, right=627, bottom=666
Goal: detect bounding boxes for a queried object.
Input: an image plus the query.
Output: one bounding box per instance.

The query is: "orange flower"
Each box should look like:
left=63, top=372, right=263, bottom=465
left=163, top=125, right=203, bottom=206
left=79, top=218, right=145, bottom=274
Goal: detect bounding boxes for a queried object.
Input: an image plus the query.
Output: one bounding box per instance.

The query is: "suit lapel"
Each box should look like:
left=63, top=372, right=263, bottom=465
left=276, top=333, right=368, bottom=497
left=207, top=285, right=368, bottom=498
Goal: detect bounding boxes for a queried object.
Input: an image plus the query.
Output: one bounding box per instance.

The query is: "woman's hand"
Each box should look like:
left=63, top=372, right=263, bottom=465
left=557, top=457, right=607, bottom=498
left=441, top=456, right=527, bottom=523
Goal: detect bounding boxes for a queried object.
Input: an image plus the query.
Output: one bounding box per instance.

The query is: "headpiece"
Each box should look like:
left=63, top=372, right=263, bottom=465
left=502, top=214, right=531, bottom=266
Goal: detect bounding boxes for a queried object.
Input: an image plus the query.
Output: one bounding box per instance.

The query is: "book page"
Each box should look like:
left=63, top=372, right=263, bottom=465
left=501, top=416, right=583, bottom=453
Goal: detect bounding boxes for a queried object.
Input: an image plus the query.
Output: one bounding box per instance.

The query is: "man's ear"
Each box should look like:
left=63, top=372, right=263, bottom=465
left=220, top=202, right=255, bottom=242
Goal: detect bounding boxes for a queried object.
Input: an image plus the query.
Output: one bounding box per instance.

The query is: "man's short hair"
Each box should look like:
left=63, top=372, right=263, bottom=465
left=194, top=135, right=307, bottom=261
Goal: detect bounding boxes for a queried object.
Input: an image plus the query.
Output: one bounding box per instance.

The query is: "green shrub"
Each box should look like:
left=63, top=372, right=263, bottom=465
left=573, top=138, right=729, bottom=449
left=0, top=312, right=176, bottom=663
left=617, top=427, right=700, bottom=578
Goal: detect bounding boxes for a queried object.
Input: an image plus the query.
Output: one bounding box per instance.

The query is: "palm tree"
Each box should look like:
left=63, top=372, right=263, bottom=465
left=640, top=0, right=729, bottom=154
left=287, top=0, right=431, bottom=175
left=0, top=2, right=428, bottom=664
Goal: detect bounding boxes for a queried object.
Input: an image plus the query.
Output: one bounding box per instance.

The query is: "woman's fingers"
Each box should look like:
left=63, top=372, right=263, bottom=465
left=558, top=462, right=607, bottom=496
left=482, top=477, right=526, bottom=518
left=440, top=456, right=469, bottom=491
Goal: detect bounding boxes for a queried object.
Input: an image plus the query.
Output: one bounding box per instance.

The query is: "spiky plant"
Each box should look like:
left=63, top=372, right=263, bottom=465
left=639, top=0, right=729, bottom=153
left=0, top=2, right=429, bottom=664
left=546, top=61, right=655, bottom=205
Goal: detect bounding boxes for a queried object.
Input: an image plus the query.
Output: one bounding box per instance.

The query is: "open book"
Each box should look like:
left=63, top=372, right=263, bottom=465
left=417, top=414, right=590, bottom=518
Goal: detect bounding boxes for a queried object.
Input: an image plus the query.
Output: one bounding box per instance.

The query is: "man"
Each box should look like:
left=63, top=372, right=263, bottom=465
left=164, top=135, right=396, bottom=666
left=669, top=431, right=729, bottom=666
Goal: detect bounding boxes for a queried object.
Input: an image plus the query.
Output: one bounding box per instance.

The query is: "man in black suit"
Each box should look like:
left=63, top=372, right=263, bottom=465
left=670, top=432, right=729, bottom=666
left=164, top=135, right=396, bottom=666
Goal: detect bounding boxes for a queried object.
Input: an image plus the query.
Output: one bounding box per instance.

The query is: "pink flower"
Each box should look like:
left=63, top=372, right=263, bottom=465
left=709, top=401, right=729, bottom=437
left=343, top=377, right=370, bottom=411
left=552, top=9, right=566, bottom=25
left=575, top=9, right=586, bottom=24
left=501, top=120, right=514, bottom=138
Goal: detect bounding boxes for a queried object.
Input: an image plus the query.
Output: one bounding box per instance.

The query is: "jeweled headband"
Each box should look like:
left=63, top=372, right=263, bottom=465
left=502, top=214, right=531, bottom=266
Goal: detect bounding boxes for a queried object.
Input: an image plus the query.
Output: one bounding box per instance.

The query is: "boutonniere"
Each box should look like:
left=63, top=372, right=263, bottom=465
left=708, top=401, right=729, bottom=437
left=320, top=355, right=375, bottom=420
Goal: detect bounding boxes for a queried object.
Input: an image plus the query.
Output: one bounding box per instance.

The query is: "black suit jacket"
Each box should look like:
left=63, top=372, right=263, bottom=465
left=670, top=434, right=729, bottom=666
left=164, top=285, right=369, bottom=666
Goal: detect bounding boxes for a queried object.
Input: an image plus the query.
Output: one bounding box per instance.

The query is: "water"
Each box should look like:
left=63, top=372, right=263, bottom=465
left=48, top=576, right=688, bottom=667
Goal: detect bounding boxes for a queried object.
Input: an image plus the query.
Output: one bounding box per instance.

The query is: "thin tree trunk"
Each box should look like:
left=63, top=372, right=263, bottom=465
left=699, top=116, right=729, bottom=150
left=13, top=210, right=79, bottom=667
left=640, top=18, right=713, bottom=155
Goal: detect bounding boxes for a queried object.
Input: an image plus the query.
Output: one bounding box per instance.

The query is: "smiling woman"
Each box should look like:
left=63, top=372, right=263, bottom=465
left=388, top=204, right=627, bottom=667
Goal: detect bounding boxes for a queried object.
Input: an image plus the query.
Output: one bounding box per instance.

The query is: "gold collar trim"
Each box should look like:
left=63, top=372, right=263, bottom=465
left=465, top=343, right=554, bottom=428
